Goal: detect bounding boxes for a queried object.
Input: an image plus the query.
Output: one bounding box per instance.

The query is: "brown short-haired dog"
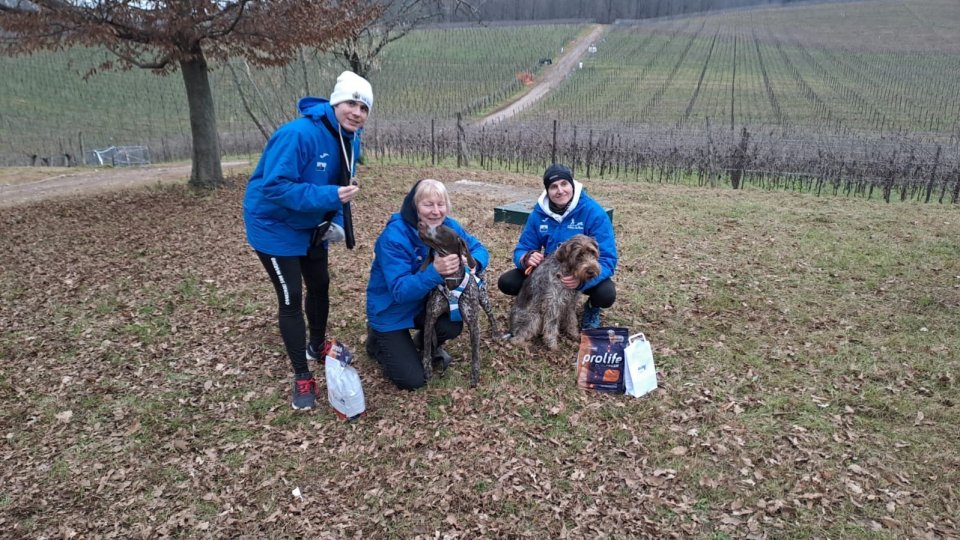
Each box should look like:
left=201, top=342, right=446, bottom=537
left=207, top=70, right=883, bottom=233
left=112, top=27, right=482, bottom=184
left=508, top=234, right=601, bottom=350
left=418, top=222, right=498, bottom=386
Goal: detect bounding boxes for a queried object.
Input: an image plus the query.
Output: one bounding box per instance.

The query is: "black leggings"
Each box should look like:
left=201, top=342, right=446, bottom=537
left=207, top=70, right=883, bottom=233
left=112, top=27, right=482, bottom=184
left=256, top=250, right=330, bottom=375
left=497, top=268, right=617, bottom=308
left=366, top=311, right=462, bottom=391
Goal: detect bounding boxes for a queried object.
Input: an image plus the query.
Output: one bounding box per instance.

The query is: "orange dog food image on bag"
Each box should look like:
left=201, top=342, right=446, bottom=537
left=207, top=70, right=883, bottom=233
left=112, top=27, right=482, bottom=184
left=602, top=369, right=621, bottom=383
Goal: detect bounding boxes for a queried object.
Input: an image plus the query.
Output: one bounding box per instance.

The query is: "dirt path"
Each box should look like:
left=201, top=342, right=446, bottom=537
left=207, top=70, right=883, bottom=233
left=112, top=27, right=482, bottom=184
left=0, top=160, right=250, bottom=208
left=476, top=24, right=608, bottom=127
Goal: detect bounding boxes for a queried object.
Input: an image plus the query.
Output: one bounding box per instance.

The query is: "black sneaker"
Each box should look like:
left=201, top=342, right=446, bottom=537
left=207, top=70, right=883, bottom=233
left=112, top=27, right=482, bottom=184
left=432, top=347, right=454, bottom=373
left=291, top=372, right=317, bottom=410
left=305, top=341, right=328, bottom=361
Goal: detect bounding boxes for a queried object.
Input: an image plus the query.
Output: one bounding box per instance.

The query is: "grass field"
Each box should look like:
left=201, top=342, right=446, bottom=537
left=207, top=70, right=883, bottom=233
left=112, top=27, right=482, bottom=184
left=1, top=165, right=957, bottom=537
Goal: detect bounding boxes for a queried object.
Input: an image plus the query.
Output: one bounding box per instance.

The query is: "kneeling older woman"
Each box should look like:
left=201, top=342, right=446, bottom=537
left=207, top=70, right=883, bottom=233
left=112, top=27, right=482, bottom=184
left=365, top=179, right=489, bottom=390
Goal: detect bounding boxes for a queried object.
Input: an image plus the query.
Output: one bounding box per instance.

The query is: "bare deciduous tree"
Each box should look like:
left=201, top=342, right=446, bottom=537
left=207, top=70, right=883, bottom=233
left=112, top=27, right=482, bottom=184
left=332, top=0, right=482, bottom=78
left=0, top=0, right=376, bottom=188
left=229, top=0, right=482, bottom=142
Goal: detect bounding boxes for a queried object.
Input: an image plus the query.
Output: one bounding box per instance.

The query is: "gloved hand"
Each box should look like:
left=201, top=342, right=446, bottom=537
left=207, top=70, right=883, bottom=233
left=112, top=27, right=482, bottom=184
left=321, top=222, right=345, bottom=243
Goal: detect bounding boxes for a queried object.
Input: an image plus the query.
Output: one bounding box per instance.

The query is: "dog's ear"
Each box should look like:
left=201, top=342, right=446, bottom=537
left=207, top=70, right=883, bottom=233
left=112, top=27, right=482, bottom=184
left=585, top=236, right=600, bottom=258
left=458, top=238, right=478, bottom=269
left=419, top=249, right=435, bottom=272
left=555, top=238, right=573, bottom=261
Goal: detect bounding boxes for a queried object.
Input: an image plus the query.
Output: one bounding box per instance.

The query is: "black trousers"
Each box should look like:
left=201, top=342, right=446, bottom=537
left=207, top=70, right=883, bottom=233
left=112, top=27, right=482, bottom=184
left=366, top=311, right=462, bottom=390
left=256, top=250, right=330, bottom=375
left=497, top=268, right=617, bottom=308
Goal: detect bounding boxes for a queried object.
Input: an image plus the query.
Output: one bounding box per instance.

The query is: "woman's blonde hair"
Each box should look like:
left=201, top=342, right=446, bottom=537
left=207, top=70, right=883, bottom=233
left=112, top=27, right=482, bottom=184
left=414, top=179, right=452, bottom=212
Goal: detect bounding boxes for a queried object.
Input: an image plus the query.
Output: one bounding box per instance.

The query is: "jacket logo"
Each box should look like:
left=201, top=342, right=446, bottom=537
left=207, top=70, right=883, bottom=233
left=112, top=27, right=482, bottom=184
left=316, top=161, right=327, bottom=171
left=319, top=153, right=329, bottom=158
left=567, top=220, right=584, bottom=230
left=539, top=224, right=549, bottom=233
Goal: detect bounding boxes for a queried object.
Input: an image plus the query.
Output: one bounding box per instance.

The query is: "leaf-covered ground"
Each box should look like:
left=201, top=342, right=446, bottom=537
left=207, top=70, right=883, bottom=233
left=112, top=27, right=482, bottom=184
left=1, top=164, right=958, bottom=538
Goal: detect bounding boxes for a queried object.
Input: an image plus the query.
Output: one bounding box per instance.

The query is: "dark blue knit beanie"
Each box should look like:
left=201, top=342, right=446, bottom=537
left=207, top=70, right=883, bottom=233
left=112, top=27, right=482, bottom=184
left=543, top=164, right=573, bottom=190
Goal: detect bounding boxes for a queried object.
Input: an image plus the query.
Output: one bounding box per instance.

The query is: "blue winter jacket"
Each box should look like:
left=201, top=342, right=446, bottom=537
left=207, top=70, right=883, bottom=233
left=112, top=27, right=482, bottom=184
left=366, top=181, right=490, bottom=332
left=512, top=180, right=618, bottom=291
left=243, top=97, right=361, bottom=256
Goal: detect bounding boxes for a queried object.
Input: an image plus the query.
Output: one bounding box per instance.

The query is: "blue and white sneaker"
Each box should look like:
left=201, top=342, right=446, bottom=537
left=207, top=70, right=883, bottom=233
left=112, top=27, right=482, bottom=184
left=580, top=303, right=602, bottom=330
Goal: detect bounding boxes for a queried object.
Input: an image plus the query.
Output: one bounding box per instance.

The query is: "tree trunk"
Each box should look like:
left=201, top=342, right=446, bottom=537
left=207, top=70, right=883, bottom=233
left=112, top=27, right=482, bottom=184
left=346, top=48, right=371, bottom=79
left=180, top=52, right=224, bottom=189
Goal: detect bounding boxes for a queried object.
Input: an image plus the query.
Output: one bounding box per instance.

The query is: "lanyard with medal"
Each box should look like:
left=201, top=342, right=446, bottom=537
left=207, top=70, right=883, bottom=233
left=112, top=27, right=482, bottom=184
left=338, top=126, right=357, bottom=249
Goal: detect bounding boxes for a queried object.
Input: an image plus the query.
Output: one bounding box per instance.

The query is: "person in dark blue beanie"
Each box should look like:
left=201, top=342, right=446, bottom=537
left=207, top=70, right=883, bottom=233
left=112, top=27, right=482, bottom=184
left=498, top=163, right=618, bottom=329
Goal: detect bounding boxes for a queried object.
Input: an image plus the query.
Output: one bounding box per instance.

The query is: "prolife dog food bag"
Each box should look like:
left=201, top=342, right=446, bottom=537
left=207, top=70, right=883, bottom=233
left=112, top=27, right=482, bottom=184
left=575, top=327, right=629, bottom=394
left=324, top=339, right=366, bottom=422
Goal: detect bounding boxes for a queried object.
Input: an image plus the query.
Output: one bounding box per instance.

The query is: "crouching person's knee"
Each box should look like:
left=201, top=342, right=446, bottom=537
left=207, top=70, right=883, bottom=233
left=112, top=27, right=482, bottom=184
left=497, top=268, right=524, bottom=296
left=383, top=357, right=426, bottom=390
left=390, top=370, right=426, bottom=391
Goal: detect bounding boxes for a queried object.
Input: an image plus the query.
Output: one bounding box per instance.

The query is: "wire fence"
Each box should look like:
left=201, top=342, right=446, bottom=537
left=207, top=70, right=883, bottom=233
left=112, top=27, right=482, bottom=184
left=7, top=117, right=959, bottom=204
left=362, top=117, right=960, bottom=203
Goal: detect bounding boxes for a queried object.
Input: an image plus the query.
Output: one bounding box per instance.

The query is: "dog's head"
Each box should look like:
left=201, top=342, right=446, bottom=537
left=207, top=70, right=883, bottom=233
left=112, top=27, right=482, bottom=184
left=418, top=221, right=459, bottom=256
left=554, top=234, right=600, bottom=284
left=418, top=221, right=478, bottom=269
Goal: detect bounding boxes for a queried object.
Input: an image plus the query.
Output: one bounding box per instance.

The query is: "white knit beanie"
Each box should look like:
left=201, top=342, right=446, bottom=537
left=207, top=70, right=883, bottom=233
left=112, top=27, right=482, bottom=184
left=329, top=71, right=374, bottom=111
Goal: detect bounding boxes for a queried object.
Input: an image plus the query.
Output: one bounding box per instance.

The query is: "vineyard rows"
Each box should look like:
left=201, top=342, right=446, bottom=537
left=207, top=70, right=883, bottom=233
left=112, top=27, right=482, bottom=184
left=0, top=25, right=577, bottom=165
left=512, top=16, right=960, bottom=136
left=1, top=0, right=958, bottom=203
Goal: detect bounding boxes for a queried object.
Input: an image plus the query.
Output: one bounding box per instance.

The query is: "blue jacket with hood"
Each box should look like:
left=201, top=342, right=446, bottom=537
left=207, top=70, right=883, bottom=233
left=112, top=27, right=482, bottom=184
left=512, top=180, right=618, bottom=291
left=243, top=97, right=361, bottom=256
left=366, top=181, right=489, bottom=332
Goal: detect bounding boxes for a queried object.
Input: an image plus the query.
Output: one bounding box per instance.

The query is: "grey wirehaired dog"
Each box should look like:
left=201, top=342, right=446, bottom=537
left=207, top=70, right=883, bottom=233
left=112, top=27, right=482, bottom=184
left=418, top=221, right=498, bottom=387
left=508, top=234, right=601, bottom=350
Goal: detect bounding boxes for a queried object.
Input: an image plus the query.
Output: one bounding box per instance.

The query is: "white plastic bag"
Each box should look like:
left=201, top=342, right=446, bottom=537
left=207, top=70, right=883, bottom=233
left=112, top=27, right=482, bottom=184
left=323, top=340, right=366, bottom=421
left=624, top=333, right=657, bottom=398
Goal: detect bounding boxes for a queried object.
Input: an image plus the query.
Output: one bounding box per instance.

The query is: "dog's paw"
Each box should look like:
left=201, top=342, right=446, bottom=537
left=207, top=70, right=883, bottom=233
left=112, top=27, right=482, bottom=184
left=507, top=332, right=527, bottom=342
left=508, top=335, right=530, bottom=347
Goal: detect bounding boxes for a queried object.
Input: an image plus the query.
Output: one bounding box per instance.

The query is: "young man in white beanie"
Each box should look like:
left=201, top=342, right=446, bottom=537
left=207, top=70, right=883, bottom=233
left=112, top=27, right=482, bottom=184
left=243, top=71, right=374, bottom=410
